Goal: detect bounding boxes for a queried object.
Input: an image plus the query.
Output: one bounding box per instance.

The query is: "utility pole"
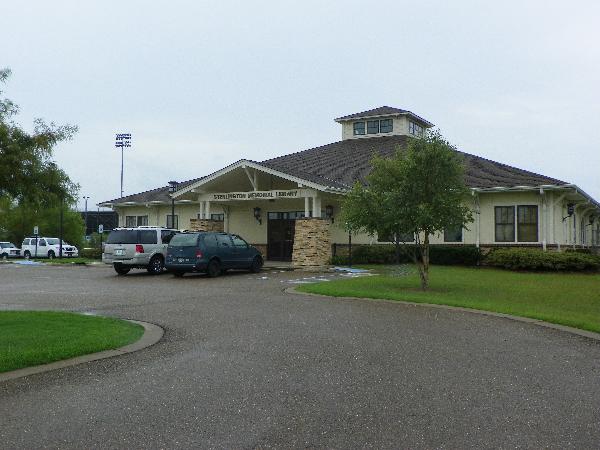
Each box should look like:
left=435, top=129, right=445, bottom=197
left=83, top=196, right=90, bottom=236
left=115, top=133, right=132, bottom=198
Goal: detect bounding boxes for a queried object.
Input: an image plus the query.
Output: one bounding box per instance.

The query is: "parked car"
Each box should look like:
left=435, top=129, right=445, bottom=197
left=165, top=232, right=263, bottom=277
left=103, top=226, right=179, bottom=275
left=0, top=242, right=21, bottom=258
left=21, top=237, right=79, bottom=259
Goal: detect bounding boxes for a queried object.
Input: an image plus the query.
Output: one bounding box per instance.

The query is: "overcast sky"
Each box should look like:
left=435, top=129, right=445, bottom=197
left=3, top=0, right=599, bottom=210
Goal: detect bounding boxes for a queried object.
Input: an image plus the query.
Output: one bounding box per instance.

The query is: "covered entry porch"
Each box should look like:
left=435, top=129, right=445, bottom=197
left=173, top=160, right=343, bottom=267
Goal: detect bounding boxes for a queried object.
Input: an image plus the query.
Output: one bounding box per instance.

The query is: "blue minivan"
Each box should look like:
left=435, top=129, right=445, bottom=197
left=165, top=232, right=263, bottom=277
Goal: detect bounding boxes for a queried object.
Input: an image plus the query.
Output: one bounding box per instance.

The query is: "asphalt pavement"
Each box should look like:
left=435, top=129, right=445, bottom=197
left=1, top=263, right=599, bottom=449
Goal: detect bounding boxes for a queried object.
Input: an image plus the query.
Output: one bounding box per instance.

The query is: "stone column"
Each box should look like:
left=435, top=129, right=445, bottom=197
left=292, top=218, right=331, bottom=269
left=189, top=219, right=224, bottom=232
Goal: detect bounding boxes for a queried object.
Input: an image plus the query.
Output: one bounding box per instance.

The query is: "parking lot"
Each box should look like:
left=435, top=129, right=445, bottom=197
left=1, top=263, right=600, bottom=449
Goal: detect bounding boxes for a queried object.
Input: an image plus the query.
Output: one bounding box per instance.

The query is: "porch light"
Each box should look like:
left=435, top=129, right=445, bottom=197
left=168, top=180, right=178, bottom=193
left=563, top=203, right=576, bottom=222
left=253, top=206, right=262, bottom=225
left=325, top=204, right=334, bottom=222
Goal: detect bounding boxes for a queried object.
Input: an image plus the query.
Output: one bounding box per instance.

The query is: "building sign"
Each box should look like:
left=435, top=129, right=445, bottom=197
left=199, top=189, right=312, bottom=202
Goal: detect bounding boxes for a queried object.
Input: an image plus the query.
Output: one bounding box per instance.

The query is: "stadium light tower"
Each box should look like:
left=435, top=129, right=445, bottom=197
left=115, top=133, right=132, bottom=198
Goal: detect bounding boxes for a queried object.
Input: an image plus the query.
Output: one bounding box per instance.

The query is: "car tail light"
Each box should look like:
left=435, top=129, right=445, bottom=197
left=135, top=244, right=144, bottom=254
left=195, top=250, right=203, bottom=259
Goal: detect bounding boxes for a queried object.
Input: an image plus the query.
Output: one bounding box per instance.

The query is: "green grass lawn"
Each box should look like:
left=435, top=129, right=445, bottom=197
left=30, top=257, right=99, bottom=265
left=298, top=265, right=600, bottom=333
left=0, top=311, right=144, bottom=373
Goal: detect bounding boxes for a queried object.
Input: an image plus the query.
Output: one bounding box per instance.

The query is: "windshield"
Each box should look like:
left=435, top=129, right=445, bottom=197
left=0, top=243, right=15, bottom=248
left=169, top=233, right=200, bottom=247
left=106, top=230, right=138, bottom=244
left=46, top=238, right=60, bottom=245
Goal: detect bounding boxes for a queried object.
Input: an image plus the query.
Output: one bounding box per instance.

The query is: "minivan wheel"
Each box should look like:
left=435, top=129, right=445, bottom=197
left=114, top=264, right=131, bottom=275
left=207, top=259, right=221, bottom=278
left=250, top=255, right=263, bottom=273
left=24, top=251, right=31, bottom=259
left=48, top=251, right=55, bottom=259
left=147, top=256, right=164, bottom=275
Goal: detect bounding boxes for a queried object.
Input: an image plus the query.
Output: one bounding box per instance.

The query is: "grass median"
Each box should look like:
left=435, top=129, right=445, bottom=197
left=30, top=257, right=99, bottom=265
left=297, top=265, right=600, bottom=333
left=0, top=311, right=144, bottom=373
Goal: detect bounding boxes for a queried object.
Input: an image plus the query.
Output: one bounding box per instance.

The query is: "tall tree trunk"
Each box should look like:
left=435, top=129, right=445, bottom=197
left=416, top=233, right=430, bottom=290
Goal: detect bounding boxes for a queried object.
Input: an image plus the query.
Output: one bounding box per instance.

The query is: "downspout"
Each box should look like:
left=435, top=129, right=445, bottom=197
left=540, top=187, right=547, bottom=251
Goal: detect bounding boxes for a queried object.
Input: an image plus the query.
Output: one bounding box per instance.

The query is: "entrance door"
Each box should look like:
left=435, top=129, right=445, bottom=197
left=267, top=218, right=296, bottom=261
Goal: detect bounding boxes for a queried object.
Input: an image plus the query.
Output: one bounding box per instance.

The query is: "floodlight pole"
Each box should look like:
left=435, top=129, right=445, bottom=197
left=120, top=146, right=124, bottom=199
left=115, top=133, right=131, bottom=199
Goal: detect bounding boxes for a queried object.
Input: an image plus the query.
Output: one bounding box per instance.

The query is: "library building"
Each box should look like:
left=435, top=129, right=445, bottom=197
left=100, top=106, right=600, bottom=267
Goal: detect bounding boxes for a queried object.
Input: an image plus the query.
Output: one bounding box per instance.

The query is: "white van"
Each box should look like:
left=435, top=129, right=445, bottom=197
left=21, top=237, right=79, bottom=259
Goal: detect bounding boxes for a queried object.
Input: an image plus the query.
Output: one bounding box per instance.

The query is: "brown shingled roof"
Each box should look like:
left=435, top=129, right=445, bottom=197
left=100, top=176, right=205, bottom=205
left=260, top=135, right=567, bottom=189
left=103, top=135, right=567, bottom=205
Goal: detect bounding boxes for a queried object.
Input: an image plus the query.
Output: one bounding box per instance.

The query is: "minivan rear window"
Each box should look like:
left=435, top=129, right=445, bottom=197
left=106, top=230, right=138, bottom=244
left=169, top=233, right=200, bottom=247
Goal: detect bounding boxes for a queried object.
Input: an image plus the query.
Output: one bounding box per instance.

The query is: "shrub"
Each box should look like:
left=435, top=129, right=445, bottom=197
left=485, top=248, right=600, bottom=272
left=331, top=245, right=481, bottom=266
left=80, top=247, right=103, bottom=259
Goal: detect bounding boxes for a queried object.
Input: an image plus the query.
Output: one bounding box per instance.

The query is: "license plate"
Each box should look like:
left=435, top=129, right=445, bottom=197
left=178, top=258, right=185, bottom=263
left=115, top=249, right=124, bottom=256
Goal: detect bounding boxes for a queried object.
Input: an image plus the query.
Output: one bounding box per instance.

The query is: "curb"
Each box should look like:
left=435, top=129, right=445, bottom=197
left=284, top=287, right=600, bottom=342
left=0, top=320, right=164, bottom=383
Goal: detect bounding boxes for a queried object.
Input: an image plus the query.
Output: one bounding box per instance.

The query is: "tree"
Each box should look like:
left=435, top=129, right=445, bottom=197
left=0, top=68, right=78, bottom=206
left=341, top=131, right=473, bottom=290
left=0, top=68, right=82, bottom=245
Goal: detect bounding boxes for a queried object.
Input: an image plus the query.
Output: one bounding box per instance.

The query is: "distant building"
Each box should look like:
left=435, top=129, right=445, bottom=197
left=80, top=210, right=118, bottom=235
left=99, top=106, right=600, bottom=266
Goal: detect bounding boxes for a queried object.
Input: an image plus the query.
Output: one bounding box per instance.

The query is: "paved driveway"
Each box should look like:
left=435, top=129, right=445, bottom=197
left=1, top=264, right=599, bottom=449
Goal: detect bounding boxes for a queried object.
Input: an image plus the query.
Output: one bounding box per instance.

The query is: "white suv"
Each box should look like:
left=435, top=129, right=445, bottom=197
left=0, top=242, right=21, bottom=259
left=21, top=237, right=79, bottom=259
left=103, top=226, right=178, bottom=275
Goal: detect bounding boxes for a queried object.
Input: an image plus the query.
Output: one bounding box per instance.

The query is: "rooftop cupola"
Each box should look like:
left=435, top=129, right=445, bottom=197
left=335, top=106, right=434, bottom=140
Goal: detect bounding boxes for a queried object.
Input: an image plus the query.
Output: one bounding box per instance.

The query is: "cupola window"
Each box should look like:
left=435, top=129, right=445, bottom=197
left=409, top=121, right=424, bottom=136
left=353, top=122, right=366, bottom=135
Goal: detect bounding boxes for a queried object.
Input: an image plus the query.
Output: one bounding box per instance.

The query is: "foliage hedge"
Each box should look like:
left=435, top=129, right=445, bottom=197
left=485, top=248, right=600, bottom=272
left=331, top=245, right=482, bottom=266
left=80, top=248, right=103, bottom=259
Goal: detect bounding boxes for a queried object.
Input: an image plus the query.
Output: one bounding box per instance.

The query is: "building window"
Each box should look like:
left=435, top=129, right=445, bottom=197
left=495, top=206, right=515, bottom=242
left=353, top=122, right=365, bottom=135
left=126, top=216, right=148, bottom=227
left=444, top=226, right=463, bottom=243
left=211, top=213, right=224, bottom=221
left=166, top=215, right=178, bottom=229
left=379, top=119, right=393, bottom=133
left=367, top=120, right=380, bottom=134
left=517, top=205, right=538, bottom=242
left=409, top=121, right=424, bottom=136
